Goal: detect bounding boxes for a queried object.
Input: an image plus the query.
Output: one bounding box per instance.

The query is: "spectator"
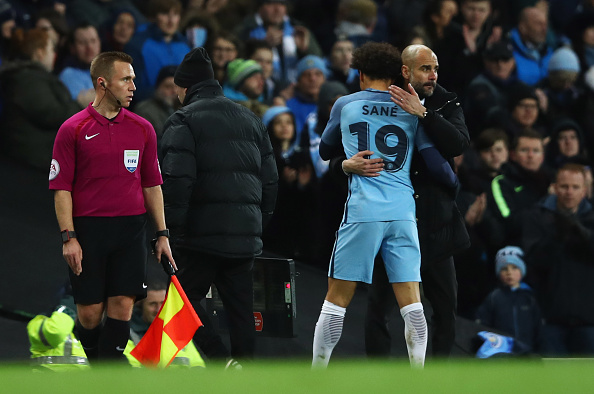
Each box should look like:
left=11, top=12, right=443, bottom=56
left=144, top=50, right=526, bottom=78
left=385, top=0, right=429, bottom=49
left=508, top=6, right=554, bottom=86
left=0, top=28, right=81, bottom=170
left=415, top=0, right=459, bottom=51
left=125, top=0, right=190, bottom=102
left=303, top=81, right=350, bottom=269
left=0, top=0, right=16, bottom=61
left=261, top=106, right=315, bottom=260
left=545, top=117, right=590, bottom=171
left=235, top=0, right=323, bottom=83
left=475, top=246, right=542, bottom=354
left=65, top=0, right=144, bottom=29
left=465, top=40, right=519, bottom=137
left=567, top=8, right=594, bottom=72
left=34, top=7, right=69, bottom=66
left=438, top=0, right=502, bottom=98
left=100, top=7, right=137, bottom=52
left=285, top=55, right=327, bottom=144
left=181, top=10, right=219, bottom=50
left=223, top=58, right=269, bottom=117
left=539, top=46, right=585, bottom=123
left=334, top=0, right=377, bottom=48
left=208, top=31, right=241, bottom=83
left=58, top=23, right=101, bottom=108
left=522, top=163, right=594, bottom=356
left=487, top=129, right=551, bottom=248
left=463, top=128, right=510, bottom=194
left=184, top=0, right=257, bottom=33
left=325, top=37, right=359, bottom=93
left=245, top=39, right=277, bottom=104
left=134, top=65, right=179, bottom=142
left=491, top=82, right=547, bottom=141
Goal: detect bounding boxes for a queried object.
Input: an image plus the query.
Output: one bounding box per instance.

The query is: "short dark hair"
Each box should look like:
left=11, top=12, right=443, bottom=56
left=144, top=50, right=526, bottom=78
left=148, top=0, right=182, bottom=17
left=90, top=51, right=133, bottom=88
left=475, top=128, right=509, bottom=151
left=67, top=23, right=98, bottom=46
left=351, top=41, right=402, bottom=83
left=511, top=129, right=543, bottom=151
left=244, top=39, right=272, bottom=59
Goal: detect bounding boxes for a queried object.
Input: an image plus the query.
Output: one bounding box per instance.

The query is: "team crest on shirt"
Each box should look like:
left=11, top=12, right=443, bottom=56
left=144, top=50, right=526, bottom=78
left=49, top=159, right=60, bottom=180
left=124, top=150, right=140, bottom=173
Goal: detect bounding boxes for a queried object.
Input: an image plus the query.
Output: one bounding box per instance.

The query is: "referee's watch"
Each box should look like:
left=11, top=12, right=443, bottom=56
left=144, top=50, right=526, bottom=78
left=155, top=229, right=170, bottom=238
left=61, top=230, right=76, bottom=243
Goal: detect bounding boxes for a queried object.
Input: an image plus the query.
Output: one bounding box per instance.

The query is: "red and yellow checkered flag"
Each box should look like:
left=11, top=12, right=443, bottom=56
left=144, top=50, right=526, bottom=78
left=130, top=276, right=202, bottom=368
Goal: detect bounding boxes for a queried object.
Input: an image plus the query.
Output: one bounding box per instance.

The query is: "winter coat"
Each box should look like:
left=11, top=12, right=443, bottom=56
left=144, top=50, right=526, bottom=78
left=160, top=79, right=278, bottom=258
left=0, top=60, right=81, bottom=170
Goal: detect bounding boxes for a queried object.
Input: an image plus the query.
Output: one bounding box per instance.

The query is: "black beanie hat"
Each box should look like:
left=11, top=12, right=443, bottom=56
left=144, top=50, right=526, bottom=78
left=508, top=83, right=538, bottom=110
left=174, top=47, right=215, bottom=88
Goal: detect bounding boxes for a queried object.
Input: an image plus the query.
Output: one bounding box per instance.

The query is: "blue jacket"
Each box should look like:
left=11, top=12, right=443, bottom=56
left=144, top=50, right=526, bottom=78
left=125, top=24, right=190, bottom=102
left=476, top=283, right=542, bottom=352
left=509, top=28, right=554, bottom=86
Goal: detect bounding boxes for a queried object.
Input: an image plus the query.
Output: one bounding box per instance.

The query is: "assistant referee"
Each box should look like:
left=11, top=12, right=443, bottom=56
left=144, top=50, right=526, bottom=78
left=49, top=51, right=175, bottom=361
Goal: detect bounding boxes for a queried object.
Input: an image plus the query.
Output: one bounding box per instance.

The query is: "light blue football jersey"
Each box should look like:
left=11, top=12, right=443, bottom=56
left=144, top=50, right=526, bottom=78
left=321, top=89, right=419, bottom=223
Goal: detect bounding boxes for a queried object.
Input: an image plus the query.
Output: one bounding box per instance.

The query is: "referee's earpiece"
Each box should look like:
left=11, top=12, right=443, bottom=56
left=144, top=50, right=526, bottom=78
left=100, top=81, right=106, bottom=88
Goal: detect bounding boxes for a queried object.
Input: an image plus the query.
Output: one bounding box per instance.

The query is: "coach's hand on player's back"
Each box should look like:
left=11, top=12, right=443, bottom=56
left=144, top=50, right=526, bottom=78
left=343, top=151, right=384, bottom=177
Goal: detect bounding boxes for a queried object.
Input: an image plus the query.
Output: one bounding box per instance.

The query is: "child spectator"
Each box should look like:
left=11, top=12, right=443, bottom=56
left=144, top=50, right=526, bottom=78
left=475, top=246, right=542, bottom=353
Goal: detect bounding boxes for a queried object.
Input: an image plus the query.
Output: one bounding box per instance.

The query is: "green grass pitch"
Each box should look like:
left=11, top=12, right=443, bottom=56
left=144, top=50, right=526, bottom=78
left=1, top=358, right=593, bottom=393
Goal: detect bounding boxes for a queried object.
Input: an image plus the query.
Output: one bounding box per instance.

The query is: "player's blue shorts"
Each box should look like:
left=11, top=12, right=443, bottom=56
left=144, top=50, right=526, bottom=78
left=328, top=220, right=421, bottom=284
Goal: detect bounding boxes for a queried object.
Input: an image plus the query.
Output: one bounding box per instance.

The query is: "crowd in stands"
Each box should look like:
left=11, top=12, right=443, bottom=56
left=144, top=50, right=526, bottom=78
left=3, top=0, right=594, bottom=357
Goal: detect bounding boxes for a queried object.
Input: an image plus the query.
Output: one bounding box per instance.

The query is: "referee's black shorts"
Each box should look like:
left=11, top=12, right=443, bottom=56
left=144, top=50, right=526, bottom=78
left=69, top=214, right=148, bottom=305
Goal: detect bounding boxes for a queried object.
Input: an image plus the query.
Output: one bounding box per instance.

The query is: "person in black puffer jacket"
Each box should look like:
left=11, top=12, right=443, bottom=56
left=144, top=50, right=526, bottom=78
left=160, top=48, right=278, bottom=366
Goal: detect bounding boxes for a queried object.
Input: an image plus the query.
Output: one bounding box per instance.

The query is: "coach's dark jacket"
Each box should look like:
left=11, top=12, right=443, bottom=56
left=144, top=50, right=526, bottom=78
left=413, top=83, right=470, bottom=268
left=160, top=79, right=278, bottom=258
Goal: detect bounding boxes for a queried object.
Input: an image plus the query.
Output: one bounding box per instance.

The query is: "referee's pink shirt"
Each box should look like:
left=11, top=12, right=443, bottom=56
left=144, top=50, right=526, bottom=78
left=49, top=103, right=163, bottom=217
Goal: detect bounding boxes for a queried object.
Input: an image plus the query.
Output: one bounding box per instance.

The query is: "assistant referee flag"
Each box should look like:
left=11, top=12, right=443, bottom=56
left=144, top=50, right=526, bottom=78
left=130, top=276, right=202, bottom=367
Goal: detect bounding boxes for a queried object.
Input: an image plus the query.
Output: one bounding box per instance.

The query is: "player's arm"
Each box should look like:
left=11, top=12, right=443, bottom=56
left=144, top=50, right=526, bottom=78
left=54, top=190, right=83, bottom=276
left=416, top=125, right=458, bottom=190
left=143, top=185, right=176, bottom=270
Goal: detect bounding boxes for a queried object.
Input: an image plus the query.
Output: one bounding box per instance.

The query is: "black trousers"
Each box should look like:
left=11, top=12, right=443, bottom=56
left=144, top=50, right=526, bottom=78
left=177, top=250, right=255, bottom=361
left=364, top=256, right=458, bottom=357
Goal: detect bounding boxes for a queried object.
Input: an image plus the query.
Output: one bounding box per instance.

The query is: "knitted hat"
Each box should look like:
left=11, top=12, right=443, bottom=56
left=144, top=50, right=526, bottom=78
left=548, top=47, right=580, bottom=73
left=262, top=106, right=292, bottom=128
left=155, top=65, right=178, bottom=88
left=174, top=47, right=214, bottom=88
left=495, top=246, right=526, bottom=277
left=0, top=1, right=15, bottom=25
left=296, top=55, right=328, bottom=80
left=508, top=83, right=538, bottom=110
left=483, top=40, right=513, bottom=61
left=318, top=81, right=348, bottom=107
left=227, top=59, right=263, bottom=89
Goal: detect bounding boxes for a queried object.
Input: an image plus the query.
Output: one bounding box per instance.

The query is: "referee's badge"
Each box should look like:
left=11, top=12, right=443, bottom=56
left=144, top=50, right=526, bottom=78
left=49, top=159, right=60, bottom=180
left=124, top=150, right=139, bottom=173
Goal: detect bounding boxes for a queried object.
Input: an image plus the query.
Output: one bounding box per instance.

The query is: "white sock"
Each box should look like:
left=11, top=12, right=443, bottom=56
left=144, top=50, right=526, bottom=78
left=400, top=302, right=427, bottom=368
left=312, top=300, right=346, bottom=368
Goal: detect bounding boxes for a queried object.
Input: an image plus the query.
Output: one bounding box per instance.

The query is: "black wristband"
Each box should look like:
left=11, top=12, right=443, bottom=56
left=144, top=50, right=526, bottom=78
left=61, top=230, right=77, bottom=243
left=155, top=229, right=170, bottom=238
